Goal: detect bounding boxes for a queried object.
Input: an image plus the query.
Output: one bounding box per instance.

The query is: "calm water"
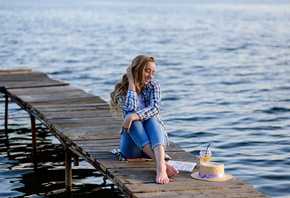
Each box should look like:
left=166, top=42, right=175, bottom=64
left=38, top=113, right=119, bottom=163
left=1, top=0, right=290, bottom=197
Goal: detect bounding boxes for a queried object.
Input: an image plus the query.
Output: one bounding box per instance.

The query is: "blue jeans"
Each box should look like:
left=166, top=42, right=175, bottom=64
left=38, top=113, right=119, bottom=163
left=120, top=114, right=166, bottom=159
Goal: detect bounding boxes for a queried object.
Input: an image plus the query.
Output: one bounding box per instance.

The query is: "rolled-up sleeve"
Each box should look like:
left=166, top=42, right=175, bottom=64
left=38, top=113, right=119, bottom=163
left=121, top=90, right=138, bottom=112
left=136, top=81, right=161, bottom=121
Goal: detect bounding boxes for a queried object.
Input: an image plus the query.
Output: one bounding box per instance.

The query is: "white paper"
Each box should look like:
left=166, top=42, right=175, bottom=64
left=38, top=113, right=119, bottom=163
left=167, top=160, right=197, bottom=172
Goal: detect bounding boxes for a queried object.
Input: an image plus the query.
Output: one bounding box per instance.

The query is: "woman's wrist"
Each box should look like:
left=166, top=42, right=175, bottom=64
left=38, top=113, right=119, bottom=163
left=128, top=80, right=136, bottom=91
left=128, top=113, right=139, bottom=121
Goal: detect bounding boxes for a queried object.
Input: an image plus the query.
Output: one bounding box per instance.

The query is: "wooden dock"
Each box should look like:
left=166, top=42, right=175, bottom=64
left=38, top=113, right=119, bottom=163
left=0, top=70, right=268, bottom=197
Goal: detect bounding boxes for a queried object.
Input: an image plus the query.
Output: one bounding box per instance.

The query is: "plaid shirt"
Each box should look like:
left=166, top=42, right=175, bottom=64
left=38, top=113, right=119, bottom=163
left=118, top=80, right=169, bottom=145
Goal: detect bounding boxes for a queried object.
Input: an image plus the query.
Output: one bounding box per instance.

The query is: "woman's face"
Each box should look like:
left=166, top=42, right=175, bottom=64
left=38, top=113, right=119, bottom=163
left=142, top=61, right=155, bottom=86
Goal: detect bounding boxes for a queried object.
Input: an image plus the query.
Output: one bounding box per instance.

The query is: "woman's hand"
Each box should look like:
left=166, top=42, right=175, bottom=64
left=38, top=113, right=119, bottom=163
left=126, top=65, right=136, bottom=91
left=126, top=65, right=134, bottom=82
left=121, top=113, right=139, bottom=134
left=121, top=115, right=133, bottom=134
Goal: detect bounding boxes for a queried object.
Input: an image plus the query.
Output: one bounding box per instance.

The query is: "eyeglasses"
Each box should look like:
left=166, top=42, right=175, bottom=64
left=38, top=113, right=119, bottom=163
left=144, top=69, right=156, bottom=77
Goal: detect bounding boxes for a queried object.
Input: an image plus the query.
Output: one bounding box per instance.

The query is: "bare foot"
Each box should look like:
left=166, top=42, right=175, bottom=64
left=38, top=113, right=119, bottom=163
left=165, top=162, right=179, bottom=178
left=156, top=163, right=169, bottom=184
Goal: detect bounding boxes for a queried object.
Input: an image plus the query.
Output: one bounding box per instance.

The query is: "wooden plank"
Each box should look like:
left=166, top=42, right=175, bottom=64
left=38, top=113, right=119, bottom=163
left=32, top=102, right=109, bottom=109
left=48, top=116, right=122, bottom=124
left=124, top=177, right=252, bottom=194
left=73, top=139, right=120, bottom=147
left=108, top=168, right=199, bottom=187
left=165, top=151, right=199, bottom=162
left=0, top=72, right=68, bottom=89
left=33, top=105, right=110, bottom=113
left=70, top=139, right=120, bottom=157
left=108, top=168, right=156, bottom=176
left=0, top=69, right=32, bottom=73
left=99, top=159, right=156, bottom=172
left=7, top=88, right=106, bottom=109
left=53, top=120, right=122, bottom=129
left=77, top=142, right=185, bottom=154
left=12, top=90, right=88, bottom=99
left=17, top=92, right=97, bottom=103
left=0, top=71, right=46, bottom=78
left=7, top=85, right=81, bottom=95
left=43, top=110, right=114, bottom=119
left=78, top=145, right=119, bottom=152
left=60, top=131, right=121, bottom=141
left=89, top=152, right=121, bottom=160
left=28, top=97, right=105, bottom=106
left=133, top=187, right=267, bottom=198
left=54, top=124, right=120, bottom=133
left=3, top=81, right=69, bottom=89
left=39, top=108, right=109, bottom=118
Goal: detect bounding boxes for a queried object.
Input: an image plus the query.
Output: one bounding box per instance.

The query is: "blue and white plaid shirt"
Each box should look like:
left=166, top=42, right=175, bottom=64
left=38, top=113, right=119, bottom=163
left=118, top=80, right=169, bottom=145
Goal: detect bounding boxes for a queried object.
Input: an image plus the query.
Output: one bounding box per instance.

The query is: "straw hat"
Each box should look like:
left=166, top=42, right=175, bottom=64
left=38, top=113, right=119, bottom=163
left=191, top=162, right=233, bottom=182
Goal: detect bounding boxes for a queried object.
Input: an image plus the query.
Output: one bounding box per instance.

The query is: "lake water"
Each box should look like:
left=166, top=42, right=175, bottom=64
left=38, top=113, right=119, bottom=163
left=1, top=0, right=290, bottom=197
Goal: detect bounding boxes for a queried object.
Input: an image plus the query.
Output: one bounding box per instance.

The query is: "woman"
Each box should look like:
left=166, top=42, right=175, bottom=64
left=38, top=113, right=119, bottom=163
left=110, top=55, right=179, bottom=184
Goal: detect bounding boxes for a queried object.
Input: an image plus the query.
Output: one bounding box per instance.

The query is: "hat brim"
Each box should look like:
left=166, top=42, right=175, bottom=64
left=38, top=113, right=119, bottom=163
left=191, top=172, right=233, bottom=182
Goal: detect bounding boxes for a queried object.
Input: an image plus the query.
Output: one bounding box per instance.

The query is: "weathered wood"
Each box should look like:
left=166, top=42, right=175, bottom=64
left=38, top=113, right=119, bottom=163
left=99, top=160, right=156, bottom=172
left=53, top=120, right=122, bottom=129
left=73, top=139, right=120, bottom=147
left=0, top=70, right=269, bottom=198
left=90, top=152, right=120, bottom=160
left=0, top=69, right=32, bottom=73
left=73, top=154, right=79, bottom=166
left=108, top=168, right=199, bottom=188
left=3, top=81, right=69, bottom=89
left=133, top=187, right=267, bottom=198
left=5, top=94, right=8, bottom=131
left=65, top=147, right=72, bottom=193
left=28, top=97, right=105, bottom=106
left=30, top=115, right=38, bottom=153
left=0, top=72, right=69, bottom=89
left=108, top=168, right=156, bottom=175
left=47, top=117, right=122, bottom=124
left=18, top=93, right=98, bottom=103
left=124, top=177, right=252, bottom=194
left=0, top=71, right=45, bottom=79
left=78, top=145, right=120, bottom=153
left=61, top=132, right=121, bottom=141
left=164, top=151, right=199, bottom=162
left=32, top=105, right=110, bottom=113
left=55, top=124, right=121, bottom=133
left=33, top=102, right=109, bottom=109
left=8, top=85, right=82, bottom=95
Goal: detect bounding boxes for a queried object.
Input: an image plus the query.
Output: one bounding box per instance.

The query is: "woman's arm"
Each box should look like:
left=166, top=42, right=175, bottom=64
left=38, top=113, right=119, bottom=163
left=136, top=80, right=161, bottom=121
left=119, top=65, right=137, bottom=112
left=120, top=90, right=137, bottom=112
left=121, top=112, right=139, bottom=134
left=121, top=65, right=140, bottom=134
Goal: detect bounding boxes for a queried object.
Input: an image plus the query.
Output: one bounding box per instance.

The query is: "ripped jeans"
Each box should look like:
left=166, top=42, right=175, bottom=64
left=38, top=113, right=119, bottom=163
left=119, top=113, right=166, bottom=159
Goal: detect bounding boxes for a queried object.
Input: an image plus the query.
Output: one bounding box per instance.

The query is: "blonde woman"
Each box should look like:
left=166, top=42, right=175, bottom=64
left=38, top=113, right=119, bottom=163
left=110, top=55, right=179, bottom=184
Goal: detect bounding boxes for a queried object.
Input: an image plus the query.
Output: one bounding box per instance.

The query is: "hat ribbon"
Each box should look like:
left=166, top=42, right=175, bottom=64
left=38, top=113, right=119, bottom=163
left=199, top=172, right=224, bottom=179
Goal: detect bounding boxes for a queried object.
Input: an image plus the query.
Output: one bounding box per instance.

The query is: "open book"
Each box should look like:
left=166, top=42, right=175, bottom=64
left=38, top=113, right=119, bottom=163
left=167, top=160, right=197, bottom=172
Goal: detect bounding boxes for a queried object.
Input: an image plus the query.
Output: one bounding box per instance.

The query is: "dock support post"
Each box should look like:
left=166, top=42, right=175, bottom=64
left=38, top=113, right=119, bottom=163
left=73, top=154, right=79, bottom=166
left=5, top=94, right=8, bottom=131
left=65, top=147, right=72, bottom=193
left=30, top=115, right=37, bottom=154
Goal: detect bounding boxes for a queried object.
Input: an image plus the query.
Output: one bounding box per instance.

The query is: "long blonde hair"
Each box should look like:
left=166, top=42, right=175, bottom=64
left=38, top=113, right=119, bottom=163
left=110, top=55, right=155, bottom=116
